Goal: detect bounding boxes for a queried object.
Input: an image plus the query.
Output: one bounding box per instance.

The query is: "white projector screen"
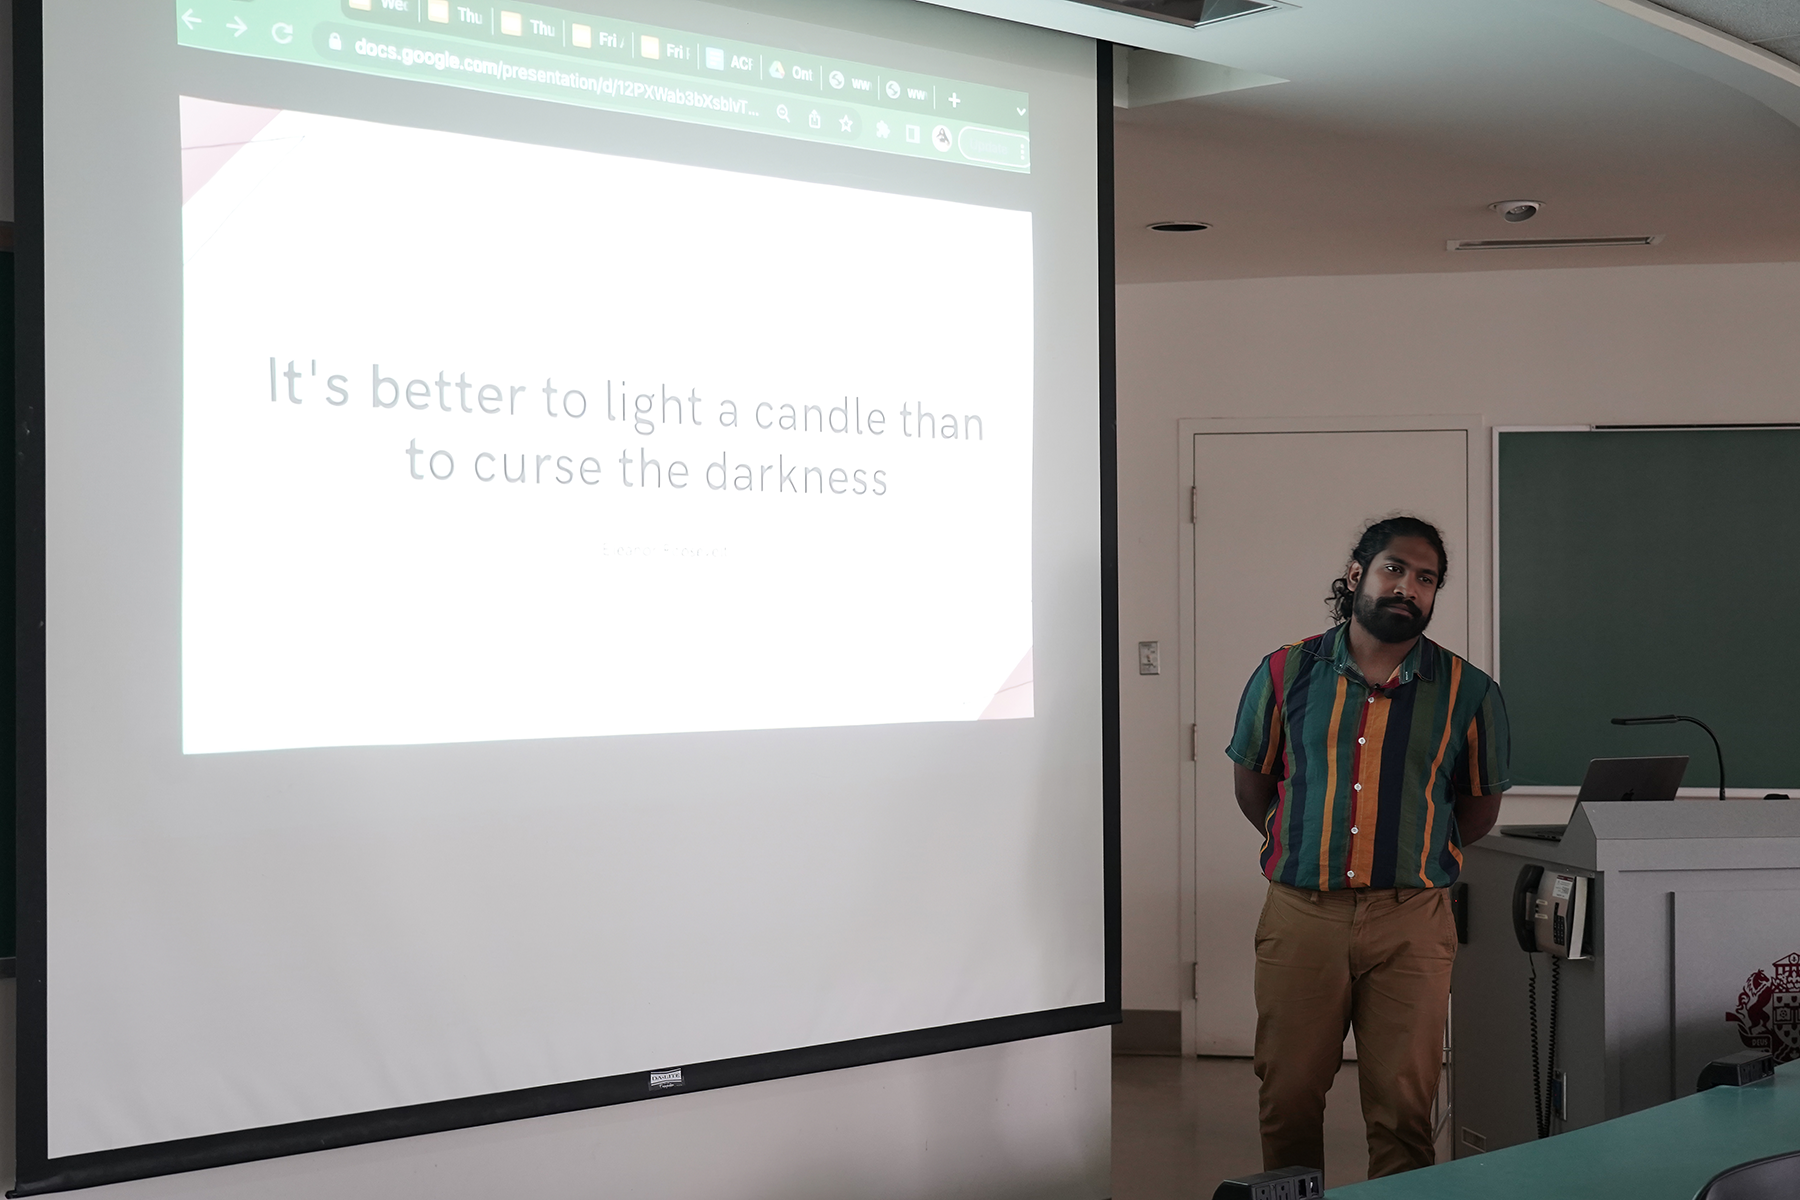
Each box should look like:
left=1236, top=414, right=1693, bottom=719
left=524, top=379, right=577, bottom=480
left=16, top=0, right=1113, bottom=1190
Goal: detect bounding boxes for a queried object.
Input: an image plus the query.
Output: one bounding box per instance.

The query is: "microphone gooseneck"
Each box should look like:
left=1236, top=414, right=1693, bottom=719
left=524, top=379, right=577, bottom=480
left=1610, top=714, right=1726, bottom=802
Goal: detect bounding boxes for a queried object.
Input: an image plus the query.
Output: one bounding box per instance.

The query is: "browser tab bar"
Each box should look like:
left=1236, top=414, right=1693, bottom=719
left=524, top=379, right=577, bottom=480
left=180, top=0, right=1030, bottom=172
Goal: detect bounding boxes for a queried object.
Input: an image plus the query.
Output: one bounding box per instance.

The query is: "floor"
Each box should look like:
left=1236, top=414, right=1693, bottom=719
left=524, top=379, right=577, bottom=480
left=1112, top=1056, right=1372, bottom=1199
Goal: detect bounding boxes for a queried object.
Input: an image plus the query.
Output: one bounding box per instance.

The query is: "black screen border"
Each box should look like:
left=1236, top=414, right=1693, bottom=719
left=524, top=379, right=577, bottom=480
left=8, top=9, right=1121, bottom=1189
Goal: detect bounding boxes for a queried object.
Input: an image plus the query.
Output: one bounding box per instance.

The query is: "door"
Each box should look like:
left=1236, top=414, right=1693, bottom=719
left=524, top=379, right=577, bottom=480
left=1191, top=429, right=1470, bottom=1054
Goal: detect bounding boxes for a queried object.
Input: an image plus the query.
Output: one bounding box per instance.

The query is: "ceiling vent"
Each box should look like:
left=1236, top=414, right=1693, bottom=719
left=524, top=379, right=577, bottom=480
left=1070, top=0, right=1280, bottom=28
left=1447, top=235, right=1665, bottom=251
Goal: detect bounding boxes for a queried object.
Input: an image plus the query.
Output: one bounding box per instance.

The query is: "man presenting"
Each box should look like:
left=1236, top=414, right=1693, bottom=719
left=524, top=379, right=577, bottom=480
left=1227, top=516, right=1510, bottom=1178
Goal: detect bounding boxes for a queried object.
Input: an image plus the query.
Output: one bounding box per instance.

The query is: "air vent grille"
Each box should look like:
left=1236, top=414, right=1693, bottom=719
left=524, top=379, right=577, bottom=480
left=1447, top=235, right=1665, bottom=251
left=1070, top=0, right=1279, bottom=28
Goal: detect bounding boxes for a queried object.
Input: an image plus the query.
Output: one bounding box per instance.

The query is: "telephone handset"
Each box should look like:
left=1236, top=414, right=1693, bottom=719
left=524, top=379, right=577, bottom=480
left=1511, top=864, right=1591, bottom=960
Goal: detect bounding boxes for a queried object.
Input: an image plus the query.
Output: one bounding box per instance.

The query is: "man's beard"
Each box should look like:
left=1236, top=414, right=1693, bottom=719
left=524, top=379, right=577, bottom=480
left=1352, top=582, right=1432, bottom=644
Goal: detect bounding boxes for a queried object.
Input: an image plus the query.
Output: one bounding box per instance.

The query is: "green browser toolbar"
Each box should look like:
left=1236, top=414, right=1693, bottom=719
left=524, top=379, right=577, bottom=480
left=174, top=0, right=1032, bottom=173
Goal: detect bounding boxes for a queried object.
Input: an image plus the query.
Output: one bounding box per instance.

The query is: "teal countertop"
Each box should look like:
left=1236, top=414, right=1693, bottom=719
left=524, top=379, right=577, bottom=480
left=1329, top=1060, right=1800, bottom=1199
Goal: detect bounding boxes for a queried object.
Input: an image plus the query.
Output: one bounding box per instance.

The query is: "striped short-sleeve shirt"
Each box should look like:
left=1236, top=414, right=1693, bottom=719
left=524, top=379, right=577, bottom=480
left=1227, top=624, right=1511, bottom=891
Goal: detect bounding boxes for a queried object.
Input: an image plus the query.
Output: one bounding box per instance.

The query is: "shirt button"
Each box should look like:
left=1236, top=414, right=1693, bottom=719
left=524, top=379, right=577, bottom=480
left=1367, top=696, right=1376, bottom=704
left=1354, top=783, right=1362, bottom=791
left=1351, top=826, right=1360, bottom=834
left=1347, top=870, right=1356, bottom=878
left=1358, top=737, right=1366, bottom=745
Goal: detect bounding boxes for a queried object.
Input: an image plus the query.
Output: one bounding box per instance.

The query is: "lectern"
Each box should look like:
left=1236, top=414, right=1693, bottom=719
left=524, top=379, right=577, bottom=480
left=1450, top=800, right=1800, bottom=1156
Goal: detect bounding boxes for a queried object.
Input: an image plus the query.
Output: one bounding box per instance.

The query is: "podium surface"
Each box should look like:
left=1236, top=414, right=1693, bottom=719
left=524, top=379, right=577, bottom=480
left=1449, top=800, right=1800, bottom=1157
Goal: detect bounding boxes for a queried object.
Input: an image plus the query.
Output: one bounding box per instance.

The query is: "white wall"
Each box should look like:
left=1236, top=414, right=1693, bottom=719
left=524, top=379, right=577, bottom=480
left=1117, top=260, right=1800, bottom=1014
left=0, top=976, right=1105, bottom=1200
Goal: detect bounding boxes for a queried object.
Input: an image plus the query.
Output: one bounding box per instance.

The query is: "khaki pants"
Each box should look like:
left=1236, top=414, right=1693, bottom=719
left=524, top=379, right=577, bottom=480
left=1252, top=881, right=1455, bottom=1179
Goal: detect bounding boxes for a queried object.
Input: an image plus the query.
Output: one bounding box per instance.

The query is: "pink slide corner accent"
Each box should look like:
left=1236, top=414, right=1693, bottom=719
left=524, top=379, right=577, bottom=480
left=180, top=96, right=284, bottom=205
left=978, top=649, right=1033, bottom=721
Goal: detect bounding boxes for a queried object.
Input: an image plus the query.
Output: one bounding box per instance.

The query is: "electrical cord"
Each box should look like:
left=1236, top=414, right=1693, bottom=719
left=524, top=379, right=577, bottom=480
left=1432, top=1004, right=1454, bottom=1141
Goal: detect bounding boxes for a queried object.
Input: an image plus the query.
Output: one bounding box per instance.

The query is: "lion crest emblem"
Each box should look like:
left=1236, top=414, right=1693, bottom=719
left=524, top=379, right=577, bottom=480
left=1726, top=952, right=1800, bottom=1063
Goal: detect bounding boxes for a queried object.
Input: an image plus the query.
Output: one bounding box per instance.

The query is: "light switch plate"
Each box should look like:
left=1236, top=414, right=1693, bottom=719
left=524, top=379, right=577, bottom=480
left=1138, top=641, right=1160, bottom=675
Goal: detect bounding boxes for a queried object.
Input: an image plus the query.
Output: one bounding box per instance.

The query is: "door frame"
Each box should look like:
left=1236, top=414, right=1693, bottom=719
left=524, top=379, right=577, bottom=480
left=1176, top=414, right=1488, bottom=1056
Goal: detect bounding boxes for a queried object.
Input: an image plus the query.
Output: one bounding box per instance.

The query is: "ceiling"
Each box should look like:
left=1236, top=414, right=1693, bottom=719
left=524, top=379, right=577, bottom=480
left=1657, top=0, right=1800, bottom=64
left=1113, top=0, right=1800, bottom=282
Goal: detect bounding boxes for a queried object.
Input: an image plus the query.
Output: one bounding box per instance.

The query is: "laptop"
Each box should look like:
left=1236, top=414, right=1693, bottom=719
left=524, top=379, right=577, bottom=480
left=1499, top=755, right=1690, bottom=842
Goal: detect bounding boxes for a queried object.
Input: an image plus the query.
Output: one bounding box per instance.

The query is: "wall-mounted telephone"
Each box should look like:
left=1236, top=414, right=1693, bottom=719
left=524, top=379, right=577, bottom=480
left=1512, top=864, right=1594, bottom=1139
left=1511, top=864, right=1592, bottom=960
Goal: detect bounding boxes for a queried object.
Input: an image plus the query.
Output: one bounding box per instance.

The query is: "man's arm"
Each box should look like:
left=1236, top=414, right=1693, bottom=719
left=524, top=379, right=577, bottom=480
left=1454, top=792, right=1503, bottom=843
left=1233, top=763, right=1280, bottom=831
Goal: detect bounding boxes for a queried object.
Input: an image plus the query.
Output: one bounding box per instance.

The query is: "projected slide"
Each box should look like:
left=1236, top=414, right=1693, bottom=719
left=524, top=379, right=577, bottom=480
left=181, top=97, right=1035, bottom=755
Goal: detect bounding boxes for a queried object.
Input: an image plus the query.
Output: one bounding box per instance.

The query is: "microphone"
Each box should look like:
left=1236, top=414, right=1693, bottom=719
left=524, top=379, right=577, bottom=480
left=1611, top=714, right=1726, bottom=802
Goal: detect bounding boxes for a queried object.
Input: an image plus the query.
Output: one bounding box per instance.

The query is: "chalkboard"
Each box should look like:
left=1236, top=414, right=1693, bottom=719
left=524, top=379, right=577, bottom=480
left=1497, top=428, right=1800, bottom=791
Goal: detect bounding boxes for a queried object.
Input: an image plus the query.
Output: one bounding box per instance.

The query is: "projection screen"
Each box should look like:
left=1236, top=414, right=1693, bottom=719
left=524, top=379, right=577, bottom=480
left=14, top=0, right=1116, bottom=1189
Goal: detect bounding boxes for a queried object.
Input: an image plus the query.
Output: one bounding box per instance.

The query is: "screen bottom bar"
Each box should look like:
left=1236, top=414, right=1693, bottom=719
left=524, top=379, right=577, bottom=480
left=11, top=1003, right=1118, bottom=1195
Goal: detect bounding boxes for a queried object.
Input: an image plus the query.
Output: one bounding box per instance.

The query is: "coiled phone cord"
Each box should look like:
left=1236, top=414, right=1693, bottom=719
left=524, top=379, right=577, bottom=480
left=1528, top=956, right=1563, bottom=1139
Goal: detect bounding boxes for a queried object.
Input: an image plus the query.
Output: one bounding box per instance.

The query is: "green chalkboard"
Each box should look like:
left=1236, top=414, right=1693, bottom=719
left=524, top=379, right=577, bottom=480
left=1497, top=428, right=1800, bottom=791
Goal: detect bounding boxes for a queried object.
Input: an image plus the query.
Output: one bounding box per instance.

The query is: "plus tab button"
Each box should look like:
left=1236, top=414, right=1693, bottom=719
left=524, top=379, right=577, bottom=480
left=947, top=92, right=962, bottom=107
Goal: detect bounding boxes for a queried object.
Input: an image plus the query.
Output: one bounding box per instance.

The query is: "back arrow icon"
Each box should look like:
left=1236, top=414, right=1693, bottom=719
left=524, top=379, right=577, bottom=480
left=180, top=8, right=200, bottom=29
left=227, top=15, right=248, bottom=36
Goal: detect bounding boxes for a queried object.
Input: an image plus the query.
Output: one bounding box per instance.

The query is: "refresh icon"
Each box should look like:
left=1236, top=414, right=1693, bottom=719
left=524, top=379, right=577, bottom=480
left=271, top=22, right=294, bottom=44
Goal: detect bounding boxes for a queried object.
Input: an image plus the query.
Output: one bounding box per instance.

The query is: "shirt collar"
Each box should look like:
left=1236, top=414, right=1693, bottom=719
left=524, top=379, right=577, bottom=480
left=1326, top=623, right=1437, bottom=687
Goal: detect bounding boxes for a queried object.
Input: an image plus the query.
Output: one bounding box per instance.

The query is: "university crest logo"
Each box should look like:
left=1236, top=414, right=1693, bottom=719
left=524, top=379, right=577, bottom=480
left=1726, top=951, right=1800, bottom=1063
